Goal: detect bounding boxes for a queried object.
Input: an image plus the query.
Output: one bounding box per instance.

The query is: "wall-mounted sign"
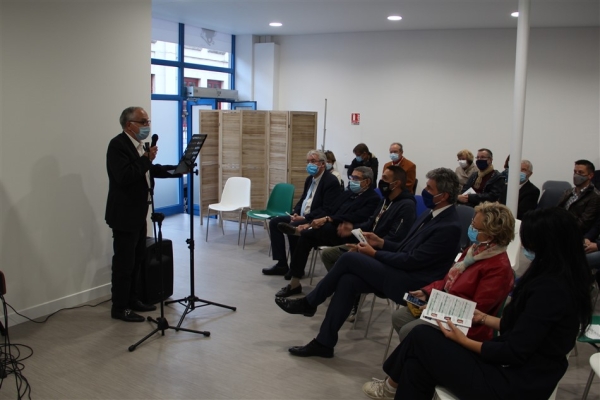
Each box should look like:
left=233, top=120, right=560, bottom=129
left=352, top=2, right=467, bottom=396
left=351, top=113, right=360, bottom=125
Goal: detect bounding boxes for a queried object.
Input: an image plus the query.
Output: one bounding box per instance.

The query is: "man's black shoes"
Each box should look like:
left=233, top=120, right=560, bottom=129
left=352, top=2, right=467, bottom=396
left=275, top=296, right=316, bottom=316
left=289, top=339, right=334, bottom=358
left=277, top=223, right=300, bottom=236
left=262, top=264, right=289, bottom=276
left=111, top=308, right=145, bottom=323
left=275, top=284, right=302, bottom=298
left=130, top=300, right=157, bottom=312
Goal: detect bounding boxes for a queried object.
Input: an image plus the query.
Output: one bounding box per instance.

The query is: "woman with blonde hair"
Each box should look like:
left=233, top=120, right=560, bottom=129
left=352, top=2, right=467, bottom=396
left=455, top=149, right=478, bottom=186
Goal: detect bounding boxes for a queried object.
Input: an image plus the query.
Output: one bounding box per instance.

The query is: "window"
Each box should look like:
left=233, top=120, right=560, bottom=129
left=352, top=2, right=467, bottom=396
left=207, top=80, right=222, bottom=89
left=151, top=19, right=179, bottom=61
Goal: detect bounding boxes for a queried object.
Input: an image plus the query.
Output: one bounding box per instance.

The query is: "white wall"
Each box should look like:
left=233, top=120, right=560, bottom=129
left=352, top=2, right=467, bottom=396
left=0, top=0, right=151, bottom=323
left=273, top=28, right=599, bottom=191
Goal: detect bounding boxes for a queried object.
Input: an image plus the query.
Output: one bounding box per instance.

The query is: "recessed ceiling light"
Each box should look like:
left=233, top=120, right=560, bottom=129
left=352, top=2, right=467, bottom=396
left=269, top=22, right=282, bottom=27
left=387, top=15, right=402, bottom=21
left=511, top=12, right=519, bottom=17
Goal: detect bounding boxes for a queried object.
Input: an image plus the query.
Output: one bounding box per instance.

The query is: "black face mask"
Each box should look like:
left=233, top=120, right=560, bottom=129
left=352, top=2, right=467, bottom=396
left=378, top=180, right=392, bottom=197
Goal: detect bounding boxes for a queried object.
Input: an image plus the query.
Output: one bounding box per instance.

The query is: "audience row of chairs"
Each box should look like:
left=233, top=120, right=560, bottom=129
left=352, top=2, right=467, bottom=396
left=205, top=177, right=598, bottom=399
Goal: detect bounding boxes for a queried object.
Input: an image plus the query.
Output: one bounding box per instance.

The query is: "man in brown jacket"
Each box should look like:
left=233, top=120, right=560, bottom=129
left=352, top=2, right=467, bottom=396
left=558, top=159, right=600, bottom=234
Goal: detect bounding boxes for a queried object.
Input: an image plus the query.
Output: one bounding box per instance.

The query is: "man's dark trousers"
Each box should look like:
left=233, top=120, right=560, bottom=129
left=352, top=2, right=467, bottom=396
left=111, top=222, right=147, bottom=310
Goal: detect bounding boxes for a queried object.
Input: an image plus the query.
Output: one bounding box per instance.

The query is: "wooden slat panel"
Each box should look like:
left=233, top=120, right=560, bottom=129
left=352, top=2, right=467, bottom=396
left=289, top=111, right=317, bottom=205
left=199, top=110, right=221, bottom=218
left=241, top=110, right=268, bottom=209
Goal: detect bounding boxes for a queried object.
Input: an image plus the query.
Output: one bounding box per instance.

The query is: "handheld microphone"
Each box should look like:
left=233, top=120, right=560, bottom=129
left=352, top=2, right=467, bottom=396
left=151, top=134, right=159, bottom=148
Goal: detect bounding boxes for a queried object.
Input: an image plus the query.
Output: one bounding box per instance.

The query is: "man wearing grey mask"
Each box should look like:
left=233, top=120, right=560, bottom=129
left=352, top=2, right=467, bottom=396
left=557, top=159, right=600, bottom=234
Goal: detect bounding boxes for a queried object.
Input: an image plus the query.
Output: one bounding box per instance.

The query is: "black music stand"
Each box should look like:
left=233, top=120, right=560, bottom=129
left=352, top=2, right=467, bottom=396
left=165, top=134, right=236, bottom=330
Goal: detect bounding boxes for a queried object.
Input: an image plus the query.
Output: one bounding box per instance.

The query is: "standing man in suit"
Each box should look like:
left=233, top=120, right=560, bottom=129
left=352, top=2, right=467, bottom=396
left=262, top=150, right=341, bottom=277
left=274, top=168, right=461, bottom=358
left=105, top=106, right=181, bottom=322
left=516, top=160, right=540, bottom=219
left=383, top=142, right=417, bottom=193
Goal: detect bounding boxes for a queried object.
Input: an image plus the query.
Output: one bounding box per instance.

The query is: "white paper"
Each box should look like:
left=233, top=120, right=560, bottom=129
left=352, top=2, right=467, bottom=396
left=463, top=187, right=476, bottom=195
left=420, top=289, right=476, bottom=334
left=253, top=213, right=272, bottom=219
left=584, top=324, right=600, bottom=340
left=352, top=228, right=367, bottom=243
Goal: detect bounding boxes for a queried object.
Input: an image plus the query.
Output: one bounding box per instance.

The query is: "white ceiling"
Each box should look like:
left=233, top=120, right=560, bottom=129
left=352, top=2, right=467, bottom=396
left=152, top=0, right=600, bottom=36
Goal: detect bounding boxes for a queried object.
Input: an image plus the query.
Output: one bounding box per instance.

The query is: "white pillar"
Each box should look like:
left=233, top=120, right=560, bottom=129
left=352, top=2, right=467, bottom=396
left=506, top=0, right=530, bottom=217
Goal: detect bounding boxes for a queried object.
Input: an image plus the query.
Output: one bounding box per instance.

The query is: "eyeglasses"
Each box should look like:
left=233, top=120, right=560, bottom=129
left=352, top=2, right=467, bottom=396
left=307, top=159, right=321, bottom=165
left=130, top=120, right=151, bottom=126
left=349, top=175, right=364, bottom=181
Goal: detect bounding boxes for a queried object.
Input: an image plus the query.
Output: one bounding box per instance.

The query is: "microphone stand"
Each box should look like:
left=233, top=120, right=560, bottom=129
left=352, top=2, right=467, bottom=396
left=129, top=143, right=209, bottom=352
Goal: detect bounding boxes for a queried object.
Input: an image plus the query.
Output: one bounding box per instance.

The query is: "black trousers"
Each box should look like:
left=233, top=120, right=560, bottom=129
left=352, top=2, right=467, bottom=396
left=305, top=252, right=425, bottom=348
left=288, top=223, right=348, bottom=278
left=111, top=223, right=146, bottom=310
left=268, top=215, right=302, bottom=264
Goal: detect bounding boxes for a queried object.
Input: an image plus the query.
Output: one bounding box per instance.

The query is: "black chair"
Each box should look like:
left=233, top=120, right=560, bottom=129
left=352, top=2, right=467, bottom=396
left=412, top=178, right=418, bottom=195
left=537, top=180, right=571, bottom=210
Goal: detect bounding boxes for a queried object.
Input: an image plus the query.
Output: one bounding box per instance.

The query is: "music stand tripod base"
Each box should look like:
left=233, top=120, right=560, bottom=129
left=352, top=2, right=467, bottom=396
left=129, top=211, right=210, bottom=352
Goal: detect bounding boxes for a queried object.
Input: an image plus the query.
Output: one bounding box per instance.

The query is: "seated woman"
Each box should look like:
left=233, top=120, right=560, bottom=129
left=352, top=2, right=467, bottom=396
left=347, top=143, right=379, bottom=188
left=390, top=202, right=515, bottom=344
left=362, top=207, right=593, bottom=400
left=324, top=150, right=343, bottom=186
left=455, top=149, right=478, bottom=187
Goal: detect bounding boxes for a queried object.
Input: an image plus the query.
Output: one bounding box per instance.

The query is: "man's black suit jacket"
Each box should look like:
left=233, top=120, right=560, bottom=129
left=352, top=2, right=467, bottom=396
left=517, top=180, right=540, bottom=220
left=105, top=132, right=179, bottom=232
left=292, top=170, right=342, bottom=221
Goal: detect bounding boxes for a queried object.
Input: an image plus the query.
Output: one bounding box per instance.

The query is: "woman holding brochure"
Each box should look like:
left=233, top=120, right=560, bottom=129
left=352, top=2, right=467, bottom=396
left=362, top=207, right=593, bottom=400
left=390, top=202, right=515, bottom=344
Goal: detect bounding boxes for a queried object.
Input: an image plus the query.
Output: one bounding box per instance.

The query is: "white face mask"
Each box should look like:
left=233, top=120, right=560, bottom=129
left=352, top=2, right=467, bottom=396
left=458, top=160, right=468, bottom=169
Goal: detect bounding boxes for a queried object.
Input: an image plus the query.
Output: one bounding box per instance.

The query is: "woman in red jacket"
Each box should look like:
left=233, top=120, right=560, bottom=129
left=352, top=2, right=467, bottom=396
left=363, top=207, right=592, bottom=400
left=364, top=201, right=515, bottom=399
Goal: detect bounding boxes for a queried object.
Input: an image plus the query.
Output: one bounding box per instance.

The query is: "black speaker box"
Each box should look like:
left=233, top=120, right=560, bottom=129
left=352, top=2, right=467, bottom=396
left=138, top=237, right=174, bottom=305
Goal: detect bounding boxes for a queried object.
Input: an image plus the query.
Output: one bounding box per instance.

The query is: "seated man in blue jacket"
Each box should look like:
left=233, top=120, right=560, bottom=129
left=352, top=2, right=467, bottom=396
left=275, top=168, right=462, bottom=358
left=262, top=150, right=341, bottom=277
left=275, top=167, right=380, bottom=297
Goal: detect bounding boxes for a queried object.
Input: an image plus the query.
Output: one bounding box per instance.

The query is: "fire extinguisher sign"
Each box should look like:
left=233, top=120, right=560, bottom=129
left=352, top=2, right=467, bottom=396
left=351, top=113, right=360, bottom=125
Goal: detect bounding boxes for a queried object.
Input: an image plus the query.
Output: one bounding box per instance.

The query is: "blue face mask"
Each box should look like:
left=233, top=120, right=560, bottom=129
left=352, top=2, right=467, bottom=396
left=468, top=225, right=479, bottom=244
left=325, top=163, right=333, bottom=171
left=421, top=189, right=442, bottom=209
left=519, top=172, right=527, bottom=184
left=355, top=155, right=363, bottom=163
left=135, top=126, right=150, bottom=141
left=349, top=180, right=362, bottom=193
left=522, top=247, right=535, bottom=261
left=306, top=163, right=319, bottom=176
left=390, top=153, right=399, bottom=162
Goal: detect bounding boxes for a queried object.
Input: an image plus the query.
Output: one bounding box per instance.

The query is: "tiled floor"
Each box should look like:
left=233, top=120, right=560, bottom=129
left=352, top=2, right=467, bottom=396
left=2, top=213, right=599, bottom=399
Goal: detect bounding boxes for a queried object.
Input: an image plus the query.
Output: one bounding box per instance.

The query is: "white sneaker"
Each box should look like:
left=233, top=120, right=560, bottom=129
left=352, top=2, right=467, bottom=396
left=362, top=377, right=396, bottom=400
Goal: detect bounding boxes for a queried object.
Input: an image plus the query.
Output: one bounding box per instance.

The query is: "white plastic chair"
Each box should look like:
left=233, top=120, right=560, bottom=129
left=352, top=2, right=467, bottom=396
left=205, top=177, right=251, bottom=245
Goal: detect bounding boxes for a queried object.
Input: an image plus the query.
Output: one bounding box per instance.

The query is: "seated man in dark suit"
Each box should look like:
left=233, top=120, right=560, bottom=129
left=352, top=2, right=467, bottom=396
left=262, top=150, right=341, bottom=277
left=457, top=148, right=505, bottom=207
left=321, top=165, right=417, bottom=272
left=557, top=159, right=600, bottom=234
left=516, top=159, right=540, bottom=219
left=275, top=168, right=461, bottom=358
left=275, top=167, right=381, bottom=297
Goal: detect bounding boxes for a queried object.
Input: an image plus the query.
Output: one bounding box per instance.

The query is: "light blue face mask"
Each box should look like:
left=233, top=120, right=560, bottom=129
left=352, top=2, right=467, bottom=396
left=349, top=180, right=362, bottom=193
left=306, top=163, right=319, bottom=176
left=135, top=126, right=150, bottom=141
left=522, top=247, right=535, bottom=261
left=467, top=225, right=479, bottom=244
left=326, top=163, right=333, bottom=171
left=355, top=155, right=363, bottom=163
left=519, top=172, right=527, bottom=184
left=389, top=153, right=399, bottom=162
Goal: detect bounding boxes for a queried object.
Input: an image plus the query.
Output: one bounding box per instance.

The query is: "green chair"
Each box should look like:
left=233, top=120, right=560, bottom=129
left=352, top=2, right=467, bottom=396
left=243, top=183, right=295, bottom=249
